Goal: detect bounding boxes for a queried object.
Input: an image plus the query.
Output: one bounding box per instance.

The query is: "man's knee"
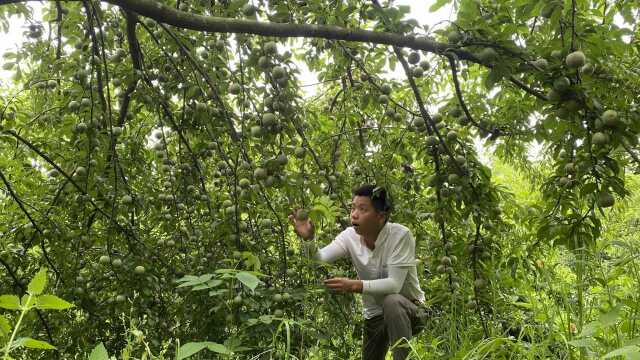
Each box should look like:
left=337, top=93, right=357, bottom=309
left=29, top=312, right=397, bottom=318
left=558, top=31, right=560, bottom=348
left=382, top=294, right=406, bottom=315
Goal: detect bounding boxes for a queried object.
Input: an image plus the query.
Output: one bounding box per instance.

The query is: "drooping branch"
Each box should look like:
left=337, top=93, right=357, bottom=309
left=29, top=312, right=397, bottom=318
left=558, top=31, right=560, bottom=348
left=0, top=168, right=62, bottom=282
left=116, top=10, right=143, bottom=127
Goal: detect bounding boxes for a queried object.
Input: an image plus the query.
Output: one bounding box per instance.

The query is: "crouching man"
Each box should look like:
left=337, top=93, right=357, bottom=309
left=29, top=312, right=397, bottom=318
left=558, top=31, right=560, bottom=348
left=289, top=184, right=425, bottom=360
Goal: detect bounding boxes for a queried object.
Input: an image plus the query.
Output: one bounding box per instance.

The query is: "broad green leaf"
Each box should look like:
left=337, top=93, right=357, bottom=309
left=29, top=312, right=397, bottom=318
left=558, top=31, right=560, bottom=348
left=15, top=337, right=56, bottom=350
left=36, top=295, right=74, bottom=310
left=27, top=268, right=48, bottom=295
left=599, top=306, right=621, bottom=327
left=207, top=342, right=232, bottom=354
left=567, top=338, right=598, bottom=348
left=89, top=342, right=109, bottom=360
left=176, top=342, right=209, bottom=359
left=0, top=295, right=20, bottom=310
left=602, top=345, right=640, bottom=359
left=236, top=272, right=260, bottom=292
left=0, top=314, right=11, bottom=336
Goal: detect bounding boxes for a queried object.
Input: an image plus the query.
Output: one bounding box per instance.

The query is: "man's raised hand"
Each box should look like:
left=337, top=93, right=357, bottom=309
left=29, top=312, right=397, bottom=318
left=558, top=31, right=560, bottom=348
left=288, top=208, right=314, bottom=240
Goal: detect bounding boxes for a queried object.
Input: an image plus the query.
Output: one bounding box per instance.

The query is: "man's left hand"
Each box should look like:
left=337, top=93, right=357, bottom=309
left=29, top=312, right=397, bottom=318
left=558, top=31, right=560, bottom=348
left=324, top=277, right=363, bottom=293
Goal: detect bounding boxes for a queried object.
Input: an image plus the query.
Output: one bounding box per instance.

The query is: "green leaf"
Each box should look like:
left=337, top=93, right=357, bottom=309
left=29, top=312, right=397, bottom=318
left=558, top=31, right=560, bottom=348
left=176, top=342, right=209, bottom=359
left=15, top=337, right=56, bottom=350
left=568, top=338, right=598, bottom=348
left=0, top=314, right=11, bottom=336
left=88, top=342, right=109, bottom=360
left=602, top=345, right=640, bottom=359
left=429, top=0, right=450, bottom=12
left=207, top=342, right=232, bottom=354
left=0, top=295, right=20, bottom=310
left=27, top=268, right=48, bottom=295
left=36, top=295, right=74, bottom=310
left=579, top=321, right=602, bottom=338
left=236, top=272, right=261, bottom=292
left=599, top=306, right=621, bottom=327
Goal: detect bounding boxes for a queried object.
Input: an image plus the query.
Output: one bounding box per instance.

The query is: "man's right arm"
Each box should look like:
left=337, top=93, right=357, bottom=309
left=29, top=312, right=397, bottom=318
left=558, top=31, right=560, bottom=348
left=289, top=210, right=348, bottom=263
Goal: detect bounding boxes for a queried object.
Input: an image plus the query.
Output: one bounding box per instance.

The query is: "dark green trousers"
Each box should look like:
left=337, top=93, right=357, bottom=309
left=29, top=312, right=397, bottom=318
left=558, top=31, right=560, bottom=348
left=362, top=294, right=425, bottom=360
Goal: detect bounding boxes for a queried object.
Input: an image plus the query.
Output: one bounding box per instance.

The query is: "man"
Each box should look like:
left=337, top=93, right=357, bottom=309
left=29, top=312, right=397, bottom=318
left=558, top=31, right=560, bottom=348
left=288, top=184, right=425, bottom=360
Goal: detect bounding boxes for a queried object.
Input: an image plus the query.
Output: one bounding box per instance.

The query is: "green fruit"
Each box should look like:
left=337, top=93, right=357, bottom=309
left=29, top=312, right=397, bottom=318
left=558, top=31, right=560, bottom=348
left=411, top=66, right=424, bottom=78
left=565, top=51, right=586, bottom=69
left=581, top=63, right=594, bottom=75
left=564, top=162, right=575, bottom=173
left=233, top=295, right=243, bottom=304
left=272, top=66, right=286, bottom=79
left=378, top=94, right=389, bottom=104
left=440, top=256, right=452, bottom=266
left=239, top=178, right=251, bottom=188
left=553, top=77, right=571, bottom=92
left=116, top=294, right=126, bottom=303
left=273, top=293, right=282, bottom=302
left=597, top=191, right=615, bottom=208
left=446, top=130, right=458, bottom=142
left=75, top=166, right=87, bottom=176
left=254, top=167, right=267, bottom=180
left=558, top=176, right=570, bottom=187
left=242, top=4, right=256, bottom=16
left=380, top=83, right=392, bottom=95
left=407, top=51, right=420, bottom=64
left=262, top=112, right=277, bottom=126
left=533, top=58, right=548, bottom=69
left=68, top=100, right=80, bottom=111
left=602, top=110, right=618, bottom=127
left=229, top=83, right=241, bottom=95
left=419, top=60, right=431, bottom=71
left=81, top=98, right=91, bottom=106
left=548, top=89, right=562, bottom=102
left=121, top=195, right=132, bottom=204
left=282, top=292, right=291, bottom=301
left=295, top=209, right=309, bottom=221
left=276, top=153, right=288, bottom=166
left=477, top=48, right=498, bottom=63
left=426, top=136, right=439, bottom=147
left=222, top=199, right=233, bottom=207
left=258, top=56, right=270, bottom=68
left=250, top=125, right=263, bottom=138
left=134, top=265, right=145, bottom=274
left=112, top=258, right=122, bottom=267
left=273, top=309, right=283, bottom=316
left=592, top=132, right=610, bottom=146
left=294, top=146, right=305, bottom=158
left=99, top=255, right=110, bottom=265
left=412, top=117, right=426, bottom=129
left=261, top=218, right=272, bottom=227
left=447, top=31, right=462, bottom=43
left=264, top=41, right=277, bottom=54
left=448, top=173, right=459, bottom=183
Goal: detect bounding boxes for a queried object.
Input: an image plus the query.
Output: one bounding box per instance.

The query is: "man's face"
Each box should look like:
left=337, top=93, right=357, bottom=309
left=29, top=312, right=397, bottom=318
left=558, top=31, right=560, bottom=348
left=350, top=195, right=386, bottom=236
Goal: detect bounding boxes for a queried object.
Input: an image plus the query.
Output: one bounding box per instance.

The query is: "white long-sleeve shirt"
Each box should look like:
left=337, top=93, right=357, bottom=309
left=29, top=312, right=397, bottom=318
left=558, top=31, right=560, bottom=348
left=316, top=222, right=425, bottom=319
